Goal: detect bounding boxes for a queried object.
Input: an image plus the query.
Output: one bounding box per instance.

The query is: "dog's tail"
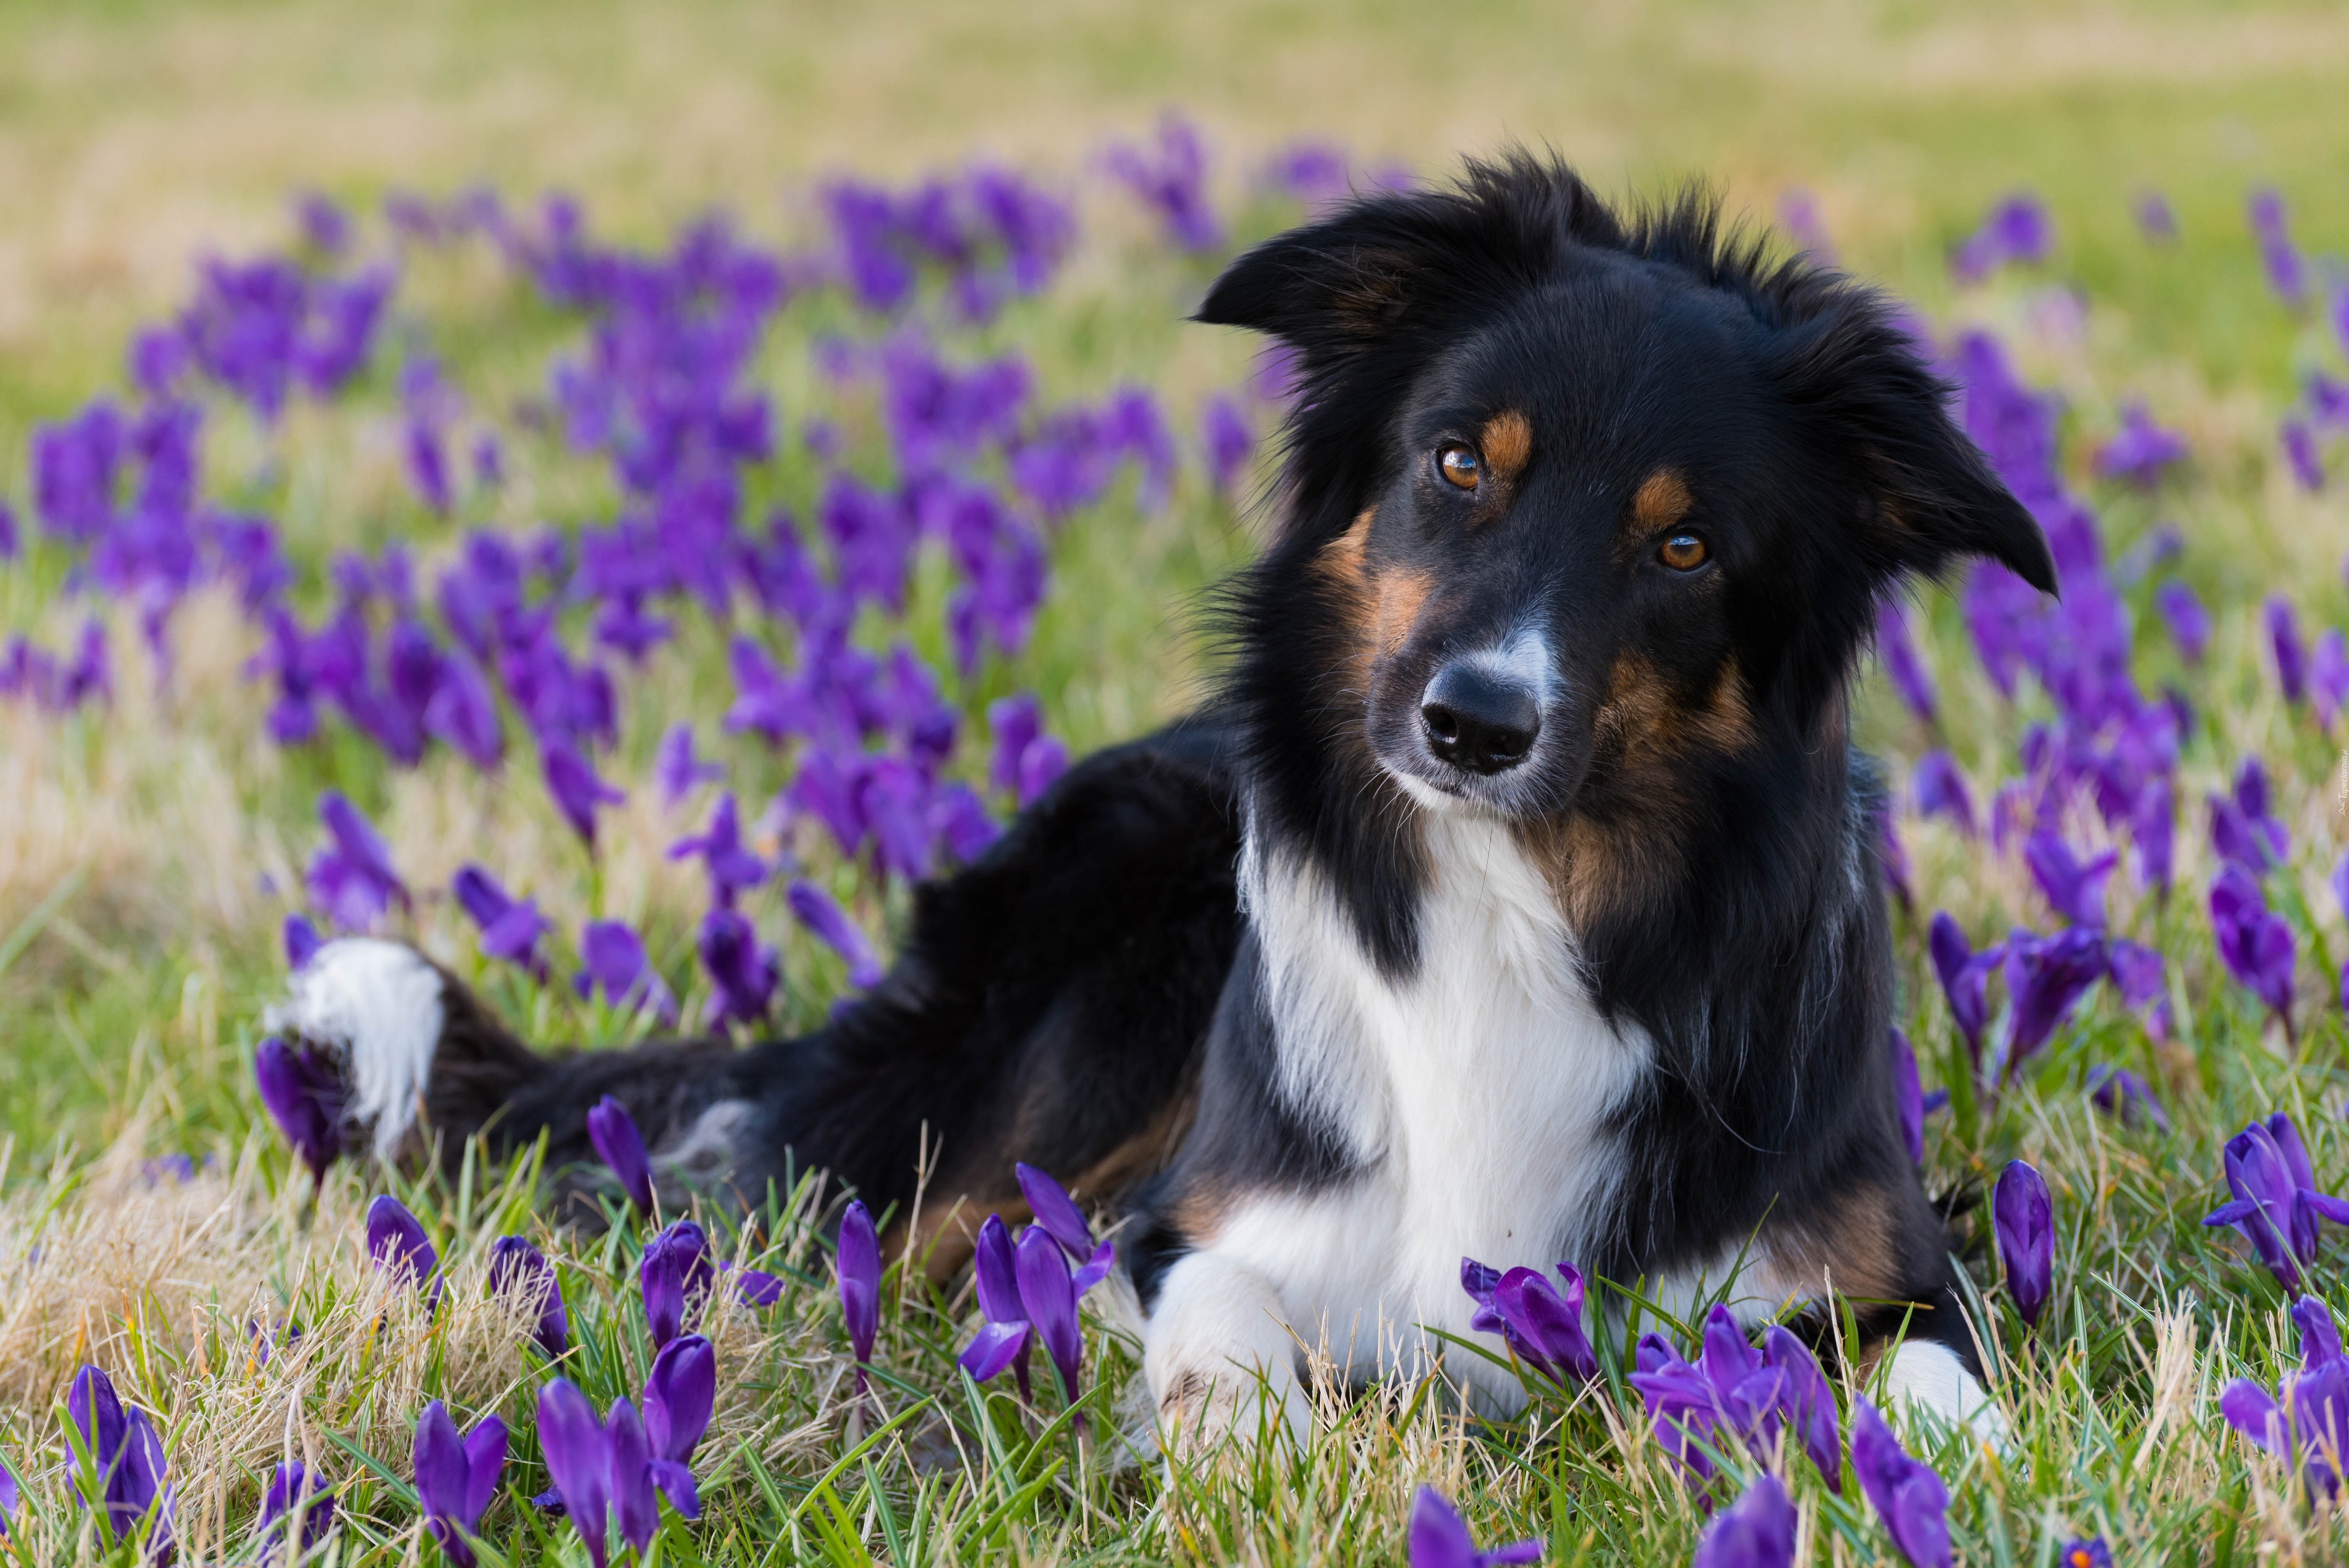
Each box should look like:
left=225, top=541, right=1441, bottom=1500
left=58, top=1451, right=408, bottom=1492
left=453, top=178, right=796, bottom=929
left=262, top=718, right=1245, bottom=1260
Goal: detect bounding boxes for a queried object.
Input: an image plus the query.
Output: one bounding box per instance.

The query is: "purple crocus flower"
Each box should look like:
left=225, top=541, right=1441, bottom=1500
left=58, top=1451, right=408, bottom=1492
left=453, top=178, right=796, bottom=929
left=2284, top=419, right=2325, bottom=491
left=698, top=906, right=779, bottom=1029
left=641, top=1220, right=714, bottom=1349
left=667, top=792, right=768, bottom=907
left=2220, top=1295, right=2349, bottom=1498
left=1201, top=393, right=1255, bottom=500
left=2057, top=1539, right=2113, bottom=1568
left=1476, top=1261, right=1599, bottom=1388
left=644, top=1333, right=716, bottom=1517
left=2133, top=189, right=2177, bottom=240
left=1015, top=1222, right=1082, bottom=1410
left=2131, top=776, right=2175, bottom=897
left=2210, top=864, right=2296, bottom=1029
left=2313, top=630, right=2349, bottom=728
left=367, top=1195, right=440, bottom=1300
left=1628, top=1307, right=1841, bottom=1492
left=282, top=913, right=322, bottom=969
left=2000, top=925, right=2106, bottom=1083
left=2267, top=596, right=2310, bottom=704
left=258, top=1460, right=336, bottom=1563
left=587, top=1096, right=656, bottom=1214
left=535, top=1380, right=614, bottom=1568
left=2203, top=1114, right=2349, bottom=1289
left=1929, top=912, right=1996, bottom=1071
left=576, top=922, right=676, bottom=1024
left=786, top=880, right=884, bottom=989
left=66, top=1364, right=173, bottom=1553
left=1994, top=1160, right=2054, bottom=1328
left=1911, top=751, right=1976, bottom=835
left=487, top=1235, right=567, bottom=1358
left=2095, top=402, right=2188, bottom=487
left=1691, top=1473, right=1797, bottom=1568
left=2024, top=831, right=2117, bottom=929
left=1876, top=598, right=1937, bottom=723
left=654, top=722, right=723, bottom=809
left=451, top=865, right=551, bottom=978
left=1405, top=1486, right=1541, bottom=1568
left=960, top=1214, right=1037, bottom=1399
left=411, top=1401, right=505, bottom=1568
left=306, top=792, right=407, bottom=931
left=2209, top=759, right=2287, bottom=873
left=1628, top=1331, right=1728, bottom=1487
left=1103, top=112, right=1222, bottom=252
left=0, top=1453, right=17, bottom=1537
left=2153, top=581, right=2208, bottom=664
left=1891, top=1026, right=1926, bottom=1165
left=255, top=1036, right=343, bottom=1185
left=1850, top=1398, right=1951, bottom=1568
left=1951, top=192, right=2052, bottom=281
left=727, top=1261, right=786, bottom=1307
left=1014, top=1163, right=1117, bottom=1293
left=837, top=1199, right=881, bottom=1404
left=2086, top=1065, right=2170, bottom=1130
left=2106, top=937, right=2173, bottom=1040
left=542, top=735, right=625, bottom=851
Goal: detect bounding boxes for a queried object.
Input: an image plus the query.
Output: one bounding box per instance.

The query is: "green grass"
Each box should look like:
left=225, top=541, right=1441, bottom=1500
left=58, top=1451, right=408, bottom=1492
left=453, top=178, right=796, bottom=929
left=3, top=0, right=2349, bottom=1561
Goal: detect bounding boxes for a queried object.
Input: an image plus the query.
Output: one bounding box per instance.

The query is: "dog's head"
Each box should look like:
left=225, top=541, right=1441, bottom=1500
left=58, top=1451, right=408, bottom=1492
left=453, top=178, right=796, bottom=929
left=1204, top=156, right=2053, bottom=833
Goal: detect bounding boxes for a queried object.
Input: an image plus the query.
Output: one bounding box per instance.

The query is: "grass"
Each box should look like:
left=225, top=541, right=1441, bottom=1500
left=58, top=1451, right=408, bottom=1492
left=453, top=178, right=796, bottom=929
left=3, top=0, right=2349, bottom=1561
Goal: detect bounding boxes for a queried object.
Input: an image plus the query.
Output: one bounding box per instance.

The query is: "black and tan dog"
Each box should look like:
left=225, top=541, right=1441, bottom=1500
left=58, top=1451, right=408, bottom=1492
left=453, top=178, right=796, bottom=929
left=269, top=154, right=2053, bottom=1444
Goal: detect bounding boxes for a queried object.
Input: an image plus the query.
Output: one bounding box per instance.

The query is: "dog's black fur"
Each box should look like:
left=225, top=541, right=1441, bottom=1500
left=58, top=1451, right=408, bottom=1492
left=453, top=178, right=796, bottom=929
left=282, top=155, right=2054, bottom=1393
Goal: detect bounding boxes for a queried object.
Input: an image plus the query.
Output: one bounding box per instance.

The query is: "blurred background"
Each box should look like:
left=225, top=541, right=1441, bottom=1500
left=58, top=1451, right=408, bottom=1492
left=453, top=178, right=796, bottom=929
left=0, top=0, right=2344, bottom=1154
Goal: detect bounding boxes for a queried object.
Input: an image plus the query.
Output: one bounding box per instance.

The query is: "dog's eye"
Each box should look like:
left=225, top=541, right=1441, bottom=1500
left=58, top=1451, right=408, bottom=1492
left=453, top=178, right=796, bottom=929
left=1437, top=445, right=1481, bottom=490
left=1659, top=534, right=1708, bottom=571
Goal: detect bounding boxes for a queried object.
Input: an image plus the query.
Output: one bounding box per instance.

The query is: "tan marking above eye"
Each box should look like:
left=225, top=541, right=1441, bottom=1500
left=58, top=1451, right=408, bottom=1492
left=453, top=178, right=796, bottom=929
left=1477, top=410, right=1532, bottom=482
left=1438, top=445, right=1481, bottom=489
left=1659, top=533, right=1708, bottom=570
left=1633, top=468, right=1694, bottom=531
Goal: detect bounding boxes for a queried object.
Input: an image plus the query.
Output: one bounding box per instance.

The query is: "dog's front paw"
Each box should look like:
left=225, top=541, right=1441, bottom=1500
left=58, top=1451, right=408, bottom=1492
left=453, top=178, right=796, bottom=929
left=1143, top=1251, right=1313, bottom=1458
left=1151, top=1358, right=1311, bottom=1457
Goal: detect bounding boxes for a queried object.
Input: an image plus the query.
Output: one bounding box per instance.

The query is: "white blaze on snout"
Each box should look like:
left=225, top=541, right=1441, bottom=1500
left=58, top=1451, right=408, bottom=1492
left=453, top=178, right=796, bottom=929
left=1417, top=626, right=1555, bottom=713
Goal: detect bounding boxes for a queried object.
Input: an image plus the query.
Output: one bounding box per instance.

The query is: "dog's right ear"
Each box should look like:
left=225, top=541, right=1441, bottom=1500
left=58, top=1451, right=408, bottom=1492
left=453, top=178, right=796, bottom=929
left=1194, top=154, right=1603, bottom=377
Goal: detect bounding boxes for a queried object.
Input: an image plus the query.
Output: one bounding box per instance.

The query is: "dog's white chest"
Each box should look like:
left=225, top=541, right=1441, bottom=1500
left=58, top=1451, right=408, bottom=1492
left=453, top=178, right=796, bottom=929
left=1228, top=812, right=1652, bottom=1397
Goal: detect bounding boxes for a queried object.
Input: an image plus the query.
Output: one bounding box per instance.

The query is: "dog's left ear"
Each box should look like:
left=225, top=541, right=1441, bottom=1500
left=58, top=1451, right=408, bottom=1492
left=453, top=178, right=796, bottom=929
left=1773, top=292, right=2057, bottom=596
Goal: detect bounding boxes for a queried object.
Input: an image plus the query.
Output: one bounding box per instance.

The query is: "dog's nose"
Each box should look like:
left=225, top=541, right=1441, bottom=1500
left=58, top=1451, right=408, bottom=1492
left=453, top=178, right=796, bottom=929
left=1420, top=663, right=1541, bottom=775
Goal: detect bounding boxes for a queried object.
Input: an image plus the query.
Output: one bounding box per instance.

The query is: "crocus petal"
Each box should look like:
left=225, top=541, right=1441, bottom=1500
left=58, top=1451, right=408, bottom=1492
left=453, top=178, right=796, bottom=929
left=1015, top=1162, right=1096, bottom=1260
left=1993, top=1160, right=2055, bottom=1328
left=729, top=1264, right=786, bottom=1307
left=644, top=1334, right=716, bottom=1466
left=2295, top=1296, right=2347, bottom=1367
left=1015, top=1224, right=1082, bottom=1400
left=648, top=1458, right=702, bottom=1520
left=1072, top=1239, right=1117, bottom=1297
left=837, top=1199, right=881, bottom=1367
left=365, top=1195, right=438, bottom=1290
left=607, top=1398, right=658, bottom=1555
left=586, top=1096, right=655, bottom=1213
left=972, top=1214, right=1023, bottom=1323
left=1761, top=1326, right=1841, bottom=1490
left=460, top=1415, right=507, bottom=1528
left=2220, top=1379, right=2288, bottom=1456
left=1692, top=1472, right=1797, bottom=1568
left=1406, top=1485, right=1479, bottom=1568
left=536, top=1380, right=612, bottom=1568
left=959, top=1319, right=1035, bottom=1383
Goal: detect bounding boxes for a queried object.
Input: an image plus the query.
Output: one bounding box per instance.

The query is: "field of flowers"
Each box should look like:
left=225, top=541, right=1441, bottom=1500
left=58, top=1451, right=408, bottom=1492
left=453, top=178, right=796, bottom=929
left=4, top=3, right=2349, bottom=1564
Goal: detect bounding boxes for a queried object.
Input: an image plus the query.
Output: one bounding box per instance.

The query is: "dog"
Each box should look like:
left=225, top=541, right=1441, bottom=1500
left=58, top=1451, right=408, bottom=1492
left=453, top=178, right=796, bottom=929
left=266, top=154, right=2055, bottom=1446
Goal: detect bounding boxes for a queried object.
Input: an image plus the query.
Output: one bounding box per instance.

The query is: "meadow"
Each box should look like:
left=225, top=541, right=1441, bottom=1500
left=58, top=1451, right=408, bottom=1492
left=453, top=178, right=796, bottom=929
left=3, top=0, right=2349, bottom=1561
